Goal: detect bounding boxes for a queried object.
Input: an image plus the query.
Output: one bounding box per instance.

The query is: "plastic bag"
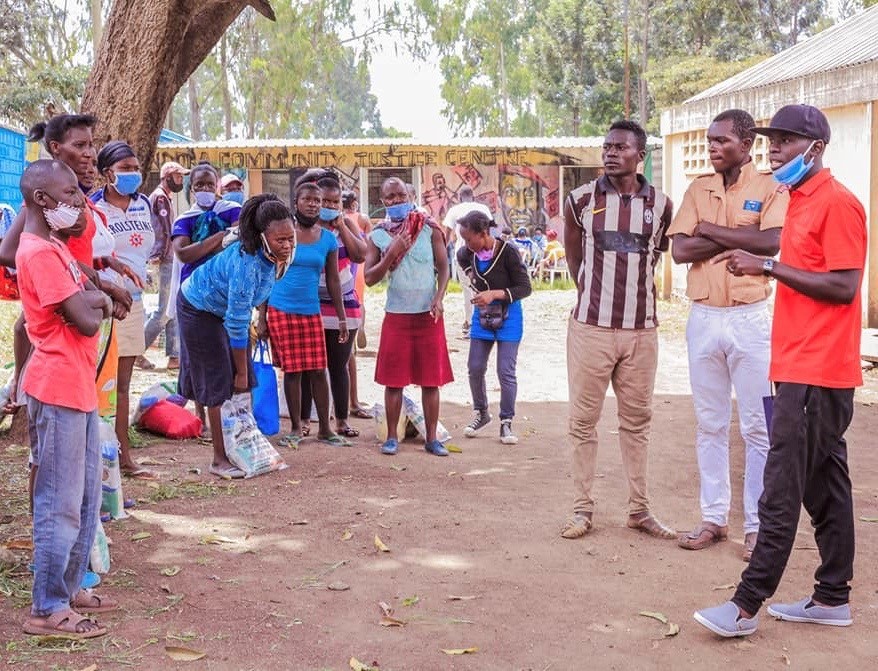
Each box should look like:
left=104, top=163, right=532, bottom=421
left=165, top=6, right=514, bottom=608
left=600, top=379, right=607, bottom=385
left=99, top=420, right=126, bottom=520
left=221, top=393, right=287, bottom=478
left=132, top=380, right=186, bottom=425
left=402, top=393, right=452, bottom=443
left=251, top=340, right=279, bottom=436
left=89, top=519, right=111, bottom=574
left=139, top=399, right=202, bottom=439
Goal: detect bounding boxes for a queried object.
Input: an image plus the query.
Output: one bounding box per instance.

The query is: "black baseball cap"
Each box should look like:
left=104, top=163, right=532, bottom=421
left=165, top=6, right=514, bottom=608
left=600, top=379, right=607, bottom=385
left=752, top=104, right=830, bottom=143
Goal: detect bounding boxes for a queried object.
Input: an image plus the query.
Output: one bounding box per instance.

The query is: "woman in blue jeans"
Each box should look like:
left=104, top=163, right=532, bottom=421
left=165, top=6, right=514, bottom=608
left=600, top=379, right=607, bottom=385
left=456, top=210, right=532, bottom=444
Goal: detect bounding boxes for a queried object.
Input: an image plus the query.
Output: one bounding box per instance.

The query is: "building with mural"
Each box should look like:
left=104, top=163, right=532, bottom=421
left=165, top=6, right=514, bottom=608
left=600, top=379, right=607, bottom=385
left=152, top=136, right=662, bottom=239
left=661, top=5, right=878, bottom=322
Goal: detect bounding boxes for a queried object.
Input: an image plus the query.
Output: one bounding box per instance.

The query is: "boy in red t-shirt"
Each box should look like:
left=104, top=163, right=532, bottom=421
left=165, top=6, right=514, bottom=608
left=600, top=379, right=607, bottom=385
left=16, top=160, right=117, bottom=639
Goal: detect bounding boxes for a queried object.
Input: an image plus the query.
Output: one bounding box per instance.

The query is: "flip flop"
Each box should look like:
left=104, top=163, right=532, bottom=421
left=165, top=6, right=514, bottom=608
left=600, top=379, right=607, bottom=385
left=23, top=609, right=107, bottom=639
left=122, top=468, right=159, bottom=481
left=278, top=433, right=303, bottom=449
left=318, top=434, right=352, bottom=447
left=350, top=407, right=372, bottom=419
left=208, top=464, right=245, bottom=479
left=338, top=425, right=360, bottom=438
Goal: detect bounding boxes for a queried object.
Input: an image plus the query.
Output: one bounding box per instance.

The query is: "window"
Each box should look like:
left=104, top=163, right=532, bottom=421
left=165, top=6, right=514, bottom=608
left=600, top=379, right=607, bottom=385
left=752, top=130, right=770, bottom=171
left=682, top=130, right=711, bottom=175
left=365, top=168, right=414, bottom=220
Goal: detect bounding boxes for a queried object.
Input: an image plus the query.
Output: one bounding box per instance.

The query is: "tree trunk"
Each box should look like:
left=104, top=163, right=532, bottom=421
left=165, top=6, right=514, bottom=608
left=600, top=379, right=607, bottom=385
left=81, top=0, right=275, bottom=171
left=638, top=1, right=650, bottom=127
left=220, top=33, right=233, bottom=139
left=188, top=76, right=202, bottom=140
left=91, top=0, right=103, bottom=57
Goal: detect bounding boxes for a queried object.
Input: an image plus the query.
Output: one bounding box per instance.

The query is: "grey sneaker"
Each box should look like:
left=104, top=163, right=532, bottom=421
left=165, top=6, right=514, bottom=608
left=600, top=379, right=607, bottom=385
left=464, top=410, right=491, bottom=437
left=693, top=601, right=758, bottom=637
left=499, top=419, right=518, bottom=445
left=767, top=597, right=852, bottom=626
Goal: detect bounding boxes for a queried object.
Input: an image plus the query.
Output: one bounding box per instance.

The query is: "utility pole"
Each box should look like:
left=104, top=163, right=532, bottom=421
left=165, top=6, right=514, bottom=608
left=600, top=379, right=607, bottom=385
left=91, top=0, right=102, bottom=55
left=623, top=0, right=630, bottom=118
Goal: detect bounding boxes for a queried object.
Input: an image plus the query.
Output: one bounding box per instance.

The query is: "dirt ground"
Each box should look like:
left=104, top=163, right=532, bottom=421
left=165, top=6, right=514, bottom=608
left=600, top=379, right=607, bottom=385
left=1, top=289, right=877, bottom=670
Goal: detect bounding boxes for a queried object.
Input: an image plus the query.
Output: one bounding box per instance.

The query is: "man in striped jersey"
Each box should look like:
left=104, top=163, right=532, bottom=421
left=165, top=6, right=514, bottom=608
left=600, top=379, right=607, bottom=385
left=560, top=120, right=676, bottom=541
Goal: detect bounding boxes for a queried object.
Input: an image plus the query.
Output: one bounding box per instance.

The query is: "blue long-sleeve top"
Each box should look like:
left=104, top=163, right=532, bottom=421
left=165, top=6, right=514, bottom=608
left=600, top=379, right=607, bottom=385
left=181, top=241, right=275, bottom=348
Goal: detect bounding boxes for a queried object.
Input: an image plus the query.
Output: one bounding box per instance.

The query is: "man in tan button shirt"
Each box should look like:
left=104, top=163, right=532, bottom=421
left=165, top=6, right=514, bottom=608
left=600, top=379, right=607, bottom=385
left=668, top=109, right=788, bottom=560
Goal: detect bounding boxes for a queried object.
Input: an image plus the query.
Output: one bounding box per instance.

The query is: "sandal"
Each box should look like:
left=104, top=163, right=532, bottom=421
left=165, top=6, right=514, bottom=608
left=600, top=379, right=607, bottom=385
left=678, top=521, right=728, bottom=549
left=338, top=425, right=360, bottom=438
left=23, top=609, right=107, bottom=639
left=71, top=589, right=118, bottom=614
left=278, top=433, right=303, bottom=449
left=300, top=425, right=311, bottom=437
left=627, top=512, right=678, bottom=540
left=350, top=406, right=372, bottom=420
left=561, top=513, right=593, bottom=539
left=318, top=434, right=352, bottom=447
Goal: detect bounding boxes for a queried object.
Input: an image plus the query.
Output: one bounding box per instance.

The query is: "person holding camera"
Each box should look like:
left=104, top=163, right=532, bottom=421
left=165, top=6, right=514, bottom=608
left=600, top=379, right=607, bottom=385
left=456, top=210, right=532, bottom=445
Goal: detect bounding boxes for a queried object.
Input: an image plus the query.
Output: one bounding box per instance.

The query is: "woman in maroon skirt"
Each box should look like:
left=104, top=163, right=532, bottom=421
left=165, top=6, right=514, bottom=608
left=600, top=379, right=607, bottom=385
left=259, top=180, right=348, bottom=448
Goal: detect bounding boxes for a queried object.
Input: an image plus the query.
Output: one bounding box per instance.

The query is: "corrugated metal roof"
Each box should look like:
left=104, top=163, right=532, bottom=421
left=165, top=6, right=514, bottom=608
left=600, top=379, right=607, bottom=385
left=687, top=5, right=878, bottom=103
left=158, top=135, right=662, bottom=149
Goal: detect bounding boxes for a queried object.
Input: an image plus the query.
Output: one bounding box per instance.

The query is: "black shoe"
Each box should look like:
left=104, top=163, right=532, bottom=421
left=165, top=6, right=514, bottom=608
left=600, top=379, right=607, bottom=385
left=499, top=419, right=518, bottom=445
left=464, top=410, right=491, bottom=437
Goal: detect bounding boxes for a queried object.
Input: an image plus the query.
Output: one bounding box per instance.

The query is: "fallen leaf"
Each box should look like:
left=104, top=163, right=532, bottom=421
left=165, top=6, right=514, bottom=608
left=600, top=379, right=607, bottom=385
left=859, top=516, right=878, bottom=523
left=341, top=529, right=353, bottom=541
left=165, top=645, right=206, bottom=661
left=402, top=595, right=419, bottom=607
left=664, top=622, right=680, bottom=637
left=388, top=494, right=398, bottom=500
left=441, top=647, right=478, bottom=655
left=711, top=583, right=736, bottom=590
left=378, top=601, right=393, bottom=616
left=199, top=534, right=237, bottom=545
left=4, top=539, right=33, bottom=551
left=349, top=658, right=377, bottom=671
left=447, top=471, right=457, bottom=477
left=390, top=464, right=406, bottom=472
left=639, top=611, right=668, bottom=624
left=131, top=532, right=152, bottom=542
left=446, top=444, right=462, bottom=453
left=287, top=480, right=301, bottom=485
left=328, top=582, right=350, bottom=591
left=292, top=520, right=309, bottom=525
left=374, top=535, right=390, bottom=552
left=447, top=595, right=478, bottom=601
left=138, top=456, right=164, bottom=466
left=380, top=616, right=406, bottom=627
left=160, top=566, right=181, bottom=577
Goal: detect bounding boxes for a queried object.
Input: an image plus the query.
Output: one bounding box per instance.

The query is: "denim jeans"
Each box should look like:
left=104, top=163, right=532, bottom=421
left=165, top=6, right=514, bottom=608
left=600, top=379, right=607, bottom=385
left=467, top=337, right=519, bottom=419
left=144, top=259, right=179, bottom=357
left=733, top=383, right=855, bottom=615
left=28, top=397, right=101, bottom=616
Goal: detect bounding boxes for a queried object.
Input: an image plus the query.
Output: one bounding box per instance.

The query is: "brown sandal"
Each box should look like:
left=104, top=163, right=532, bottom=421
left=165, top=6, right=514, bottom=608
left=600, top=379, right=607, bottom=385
left=71, top=589, right=119, bottom=614
left=23, top=609, right=107, bottom=639
left=628, top=512, right=678, bottom=540
left=678, top=521, right=728, bottom=550
left=561, top=512, right=593, bottom=539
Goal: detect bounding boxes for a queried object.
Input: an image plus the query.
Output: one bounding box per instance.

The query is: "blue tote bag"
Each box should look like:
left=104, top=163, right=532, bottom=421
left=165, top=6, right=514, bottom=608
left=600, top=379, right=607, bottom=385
left=251, top=340, right=280, bottom=436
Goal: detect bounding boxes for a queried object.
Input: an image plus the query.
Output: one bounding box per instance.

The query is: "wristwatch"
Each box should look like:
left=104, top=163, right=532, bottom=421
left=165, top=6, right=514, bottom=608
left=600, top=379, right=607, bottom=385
left=762, top=258, right=775, bottom=276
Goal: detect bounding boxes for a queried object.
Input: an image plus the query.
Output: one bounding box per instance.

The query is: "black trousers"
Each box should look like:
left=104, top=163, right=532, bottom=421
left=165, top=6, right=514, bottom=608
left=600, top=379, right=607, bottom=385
left=733, top=382, right=855, bottom=614
left=300, top=328, right=357, bottom=422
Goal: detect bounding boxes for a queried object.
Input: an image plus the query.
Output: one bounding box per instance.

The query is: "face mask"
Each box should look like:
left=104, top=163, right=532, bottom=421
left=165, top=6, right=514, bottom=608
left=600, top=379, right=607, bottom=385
left=167, top=178, right=184, bottom=193
left=296, top=212, right=318, bottom=228
left=319, top=207, right=340, bottom=222
left=112, top=171, right=142, bottom=196
left=194, top=190, right=216, bottom=208
left=385, top=202, right=413, bottom=222
left=475, top=248, right=494, bottom=262
left=224, top=191, right=245, bottom=205
left=772, top=141, right=816, bottom=186
left=261, top=232, right=292, bottom=279
left=44, top=200, right=82, bottom=231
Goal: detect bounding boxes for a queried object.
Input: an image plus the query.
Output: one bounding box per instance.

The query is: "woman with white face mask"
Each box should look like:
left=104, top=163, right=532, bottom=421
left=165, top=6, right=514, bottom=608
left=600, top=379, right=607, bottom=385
left=92, top=141, right=156, bottom=479
left=170, top=161, right=242, bottom=433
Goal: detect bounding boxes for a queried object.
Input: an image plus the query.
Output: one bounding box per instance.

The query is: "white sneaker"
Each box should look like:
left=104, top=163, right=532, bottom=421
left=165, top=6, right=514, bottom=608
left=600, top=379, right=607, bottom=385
left=499, top=419, right=518, bottom=445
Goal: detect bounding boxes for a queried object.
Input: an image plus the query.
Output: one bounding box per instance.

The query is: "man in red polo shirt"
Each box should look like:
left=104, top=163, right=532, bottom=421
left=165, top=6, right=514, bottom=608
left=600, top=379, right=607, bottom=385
left=694, top=105, right=866, bottom=637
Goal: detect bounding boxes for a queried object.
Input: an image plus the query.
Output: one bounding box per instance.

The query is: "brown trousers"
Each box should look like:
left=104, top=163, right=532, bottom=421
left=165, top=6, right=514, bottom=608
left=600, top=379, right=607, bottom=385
left=566, top=318, right=658, bottom=516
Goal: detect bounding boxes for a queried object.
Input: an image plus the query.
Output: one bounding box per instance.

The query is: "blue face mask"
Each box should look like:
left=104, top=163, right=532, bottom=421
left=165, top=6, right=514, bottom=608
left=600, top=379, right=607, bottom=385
left=112, top=171, right=142, bottom=196
left=319, top=207, right=340, bottom=222
left=772, top=141, right=816, bottom=187
left=385, top=202, right=413, bottom=222
left=223, top=191, right=245, bottom=205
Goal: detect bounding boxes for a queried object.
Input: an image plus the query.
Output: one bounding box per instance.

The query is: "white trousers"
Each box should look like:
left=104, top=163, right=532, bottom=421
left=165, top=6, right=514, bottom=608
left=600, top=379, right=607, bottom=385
left=686, top=301, right=771, bottom=534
